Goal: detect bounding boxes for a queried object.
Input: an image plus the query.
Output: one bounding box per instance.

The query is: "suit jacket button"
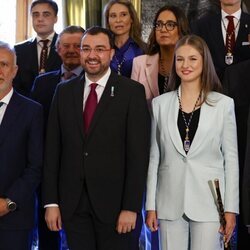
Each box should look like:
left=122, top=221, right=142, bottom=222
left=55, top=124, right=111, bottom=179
left=84, top=152, right=88, bottom=156
left=183, top=157, right=187, bottom=163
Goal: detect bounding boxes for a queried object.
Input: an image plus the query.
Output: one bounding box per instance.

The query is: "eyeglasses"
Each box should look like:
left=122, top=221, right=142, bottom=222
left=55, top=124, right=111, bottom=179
left=80, top=47, right=111, bottom=55
left=154, top=21, right=178, bottom=31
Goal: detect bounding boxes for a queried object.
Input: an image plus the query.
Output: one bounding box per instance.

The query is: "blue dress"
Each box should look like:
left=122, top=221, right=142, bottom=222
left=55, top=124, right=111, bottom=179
left=110, top=37, right=144, bottom=78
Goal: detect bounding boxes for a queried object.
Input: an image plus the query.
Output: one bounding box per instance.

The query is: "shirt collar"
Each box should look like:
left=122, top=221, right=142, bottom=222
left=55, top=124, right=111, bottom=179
left=0, top=88, right=13, bottom=105
left=61, top=65, right=83, bottom=77
left=85, top=68, right=111, bottom=88
left=37, top=32, right=55, bottom=44
left=221, top=8, right=241, bottom=21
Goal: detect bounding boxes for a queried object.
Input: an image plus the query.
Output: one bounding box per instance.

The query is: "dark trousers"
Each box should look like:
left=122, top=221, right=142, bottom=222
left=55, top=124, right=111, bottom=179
left=0, top=229, right=32, bottom=250
left=63, top=185, right=135, bottom=250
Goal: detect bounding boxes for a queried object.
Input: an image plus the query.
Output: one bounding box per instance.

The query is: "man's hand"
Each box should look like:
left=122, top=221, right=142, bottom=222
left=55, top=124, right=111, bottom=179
left=45, top=207, right=62, bottom=231
left=116, top=210, right=137, bottom=234
left=0, top=198, right=9, bottom=217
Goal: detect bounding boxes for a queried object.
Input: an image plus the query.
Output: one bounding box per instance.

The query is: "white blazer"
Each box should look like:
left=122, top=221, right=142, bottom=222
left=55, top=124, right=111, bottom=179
left=146, top=88, right=239, bottom=222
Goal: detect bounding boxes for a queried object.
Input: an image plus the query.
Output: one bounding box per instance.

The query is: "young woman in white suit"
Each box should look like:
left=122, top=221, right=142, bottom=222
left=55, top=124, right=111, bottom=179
left=146, top=34, right=239, bottom=250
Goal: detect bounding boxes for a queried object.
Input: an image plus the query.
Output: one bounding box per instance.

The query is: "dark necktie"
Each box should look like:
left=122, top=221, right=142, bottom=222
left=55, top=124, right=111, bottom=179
left=64, top=71, right=75, bottom=80
left=0, top=102, right=3, bottom=108
left=83, top=83, right=98, bottom=133
left=226, top=16, right=235, bottom=53
left=39, top=39, right=49, bottom=74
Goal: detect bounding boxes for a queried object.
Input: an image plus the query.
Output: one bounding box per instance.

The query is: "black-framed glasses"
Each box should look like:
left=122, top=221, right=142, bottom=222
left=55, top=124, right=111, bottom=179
left=80, top=47, right=112, bottom=55
left=154, top=20, right=178, bottom=31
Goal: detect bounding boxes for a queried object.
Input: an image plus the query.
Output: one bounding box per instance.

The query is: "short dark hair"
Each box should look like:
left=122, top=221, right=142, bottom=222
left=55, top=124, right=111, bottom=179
left=82, top=26, right=115, bottom=49
left=56, top=25, right=85, bottom=48
left=30, top=0, right=58, bottom=15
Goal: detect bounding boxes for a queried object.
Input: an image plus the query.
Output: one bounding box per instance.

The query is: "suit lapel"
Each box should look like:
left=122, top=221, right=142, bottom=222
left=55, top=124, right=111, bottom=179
left=235, top=13, right=250, bottom=50
left=72, top=75, right=85, bottom=140
left=31, top=39, right=39, bottom=74
left=213, top=14, right=227, bottom=55
left=145, top=54, right=159, bottom=98
left=46, top=34, right=58, bottom=70
left=167, top=89, right=186, bottom=156
left=0, top=92, right=21, bottom=145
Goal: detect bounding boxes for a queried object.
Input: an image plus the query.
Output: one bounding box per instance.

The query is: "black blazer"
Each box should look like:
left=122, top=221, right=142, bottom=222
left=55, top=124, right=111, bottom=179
left=0, top=91, right=43, bottom=230
left=223, top=59, right=250, bottom=226
left=191, top=11, right=250, bottom=81
left=42, top=71, right=150, bottom=223
left=14, top=33, right=62, bottom=97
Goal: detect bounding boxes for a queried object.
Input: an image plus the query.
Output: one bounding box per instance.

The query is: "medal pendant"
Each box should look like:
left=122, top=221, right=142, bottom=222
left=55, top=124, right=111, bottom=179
left=184, top=139, right=190, bottom=152
left=225, top=53, right=233, bottom=65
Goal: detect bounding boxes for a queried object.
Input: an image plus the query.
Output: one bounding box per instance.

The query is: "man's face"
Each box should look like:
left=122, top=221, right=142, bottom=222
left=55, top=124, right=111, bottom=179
left=31, top=3, right=57, bottom=38
left=57, top=32, right=83, bottom=71
left=0, top=48, right=18, bottom=97
left=80, top=33, right=114, bottom=81
left=220, top=0, right=241, bottom=10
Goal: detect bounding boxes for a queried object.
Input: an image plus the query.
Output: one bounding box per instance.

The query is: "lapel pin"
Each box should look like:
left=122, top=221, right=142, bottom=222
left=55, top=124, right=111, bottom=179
left=245, top=24, right=248, bottom=29
left=111, top=86, right=114, bottom=97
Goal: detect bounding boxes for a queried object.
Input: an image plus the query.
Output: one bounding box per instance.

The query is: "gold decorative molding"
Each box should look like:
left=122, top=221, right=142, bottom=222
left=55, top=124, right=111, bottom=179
left=131, top=0, right=141, bottom=20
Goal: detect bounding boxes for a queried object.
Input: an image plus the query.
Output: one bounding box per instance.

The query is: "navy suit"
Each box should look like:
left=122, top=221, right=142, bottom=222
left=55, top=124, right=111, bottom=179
left=0, top=91, right=43, bottom=249
left=191, top=11, right=250, bottom=81
left=14, top=34, right=62, bottom=97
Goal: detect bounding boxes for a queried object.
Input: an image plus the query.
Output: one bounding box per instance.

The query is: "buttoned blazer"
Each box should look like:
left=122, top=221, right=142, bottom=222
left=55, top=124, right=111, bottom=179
left=0, top=91, right=43, bottom=230
left=14, top=33, right=62, bottom=97
left=146, top=89, right=239, bottom=221
left=191, top=12, right=250, bottom=81
left=42, top=71, right=151, bottom=223
left=131, top=53, right=159, bottom=106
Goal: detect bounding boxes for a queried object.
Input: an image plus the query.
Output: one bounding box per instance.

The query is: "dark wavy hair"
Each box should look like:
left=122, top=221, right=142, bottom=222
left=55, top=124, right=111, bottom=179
left=103, top=0, right=145, bottom=50
left=167, top=34, right=222, bottom=105
left=147, top=5, right=190, bottom=55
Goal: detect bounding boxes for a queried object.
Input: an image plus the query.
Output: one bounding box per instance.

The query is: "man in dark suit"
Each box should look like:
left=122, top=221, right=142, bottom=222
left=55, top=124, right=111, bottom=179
left=31, top=25, right=85, bottom=125
left=30, top=25, right=85, bottom=250
left=191, top=0, right=250, bottom=82
left=14, top=0, right=62, bottom=97
left=223, top=59, right=250, bottom=249
left=0, top=41, right=43, bottom=250
left=42, top=26, right=150, bottom=250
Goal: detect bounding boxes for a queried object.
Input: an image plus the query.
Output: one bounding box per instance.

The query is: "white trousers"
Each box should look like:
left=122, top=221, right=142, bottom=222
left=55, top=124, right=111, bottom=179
left=158, top=215, right=224, bottom=250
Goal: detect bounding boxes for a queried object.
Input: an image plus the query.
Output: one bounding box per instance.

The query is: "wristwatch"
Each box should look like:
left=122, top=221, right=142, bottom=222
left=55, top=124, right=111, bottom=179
left=6, top=198, right=17, bottom=212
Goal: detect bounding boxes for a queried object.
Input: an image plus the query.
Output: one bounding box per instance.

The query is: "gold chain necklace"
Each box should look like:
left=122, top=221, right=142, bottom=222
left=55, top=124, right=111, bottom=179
left=177, top=89, right=201, bottom=152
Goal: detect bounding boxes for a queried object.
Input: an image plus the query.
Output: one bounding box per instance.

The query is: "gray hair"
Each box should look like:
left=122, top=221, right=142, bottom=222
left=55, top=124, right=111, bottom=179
left=0, top=40, right=17, bottom=65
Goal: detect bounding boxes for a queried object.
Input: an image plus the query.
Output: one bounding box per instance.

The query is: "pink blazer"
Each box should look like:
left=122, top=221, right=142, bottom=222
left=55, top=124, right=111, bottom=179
left=131, top=53, right=160, bottom=106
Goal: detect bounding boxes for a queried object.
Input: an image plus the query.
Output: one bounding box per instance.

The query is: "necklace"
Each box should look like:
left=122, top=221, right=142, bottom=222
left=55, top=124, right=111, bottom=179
left=159, top=58, right=170, bottom=93
left=114, top=44, right=132, bottom=75
left=177, top=89, right=201, bottom=153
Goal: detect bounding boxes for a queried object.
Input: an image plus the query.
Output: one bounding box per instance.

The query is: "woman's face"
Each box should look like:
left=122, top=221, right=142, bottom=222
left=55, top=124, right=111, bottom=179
left=175, top=44, right=203, bottom=84
left=108, top=3, right=133, bottom=37
left=155, top=10, right=180, bottom=47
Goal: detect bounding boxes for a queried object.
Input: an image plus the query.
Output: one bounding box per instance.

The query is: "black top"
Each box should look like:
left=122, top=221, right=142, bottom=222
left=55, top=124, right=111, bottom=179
left=158, top=74, right=169, bottom=95
left=178, top=108, right=201, bottom=153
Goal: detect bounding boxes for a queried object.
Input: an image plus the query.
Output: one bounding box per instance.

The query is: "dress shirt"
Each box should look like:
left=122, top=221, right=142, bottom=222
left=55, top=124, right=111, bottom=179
left=110, top=38, right=144, bottom=77
left=37, top=32, right=55, bottom=68
left=61, top=65, right=83, bottom=81
left=83, top=67, right=111, bottom=109
left=0, top=88, right=13, bottom=125
left=221, top=9, right=241, bottom=44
